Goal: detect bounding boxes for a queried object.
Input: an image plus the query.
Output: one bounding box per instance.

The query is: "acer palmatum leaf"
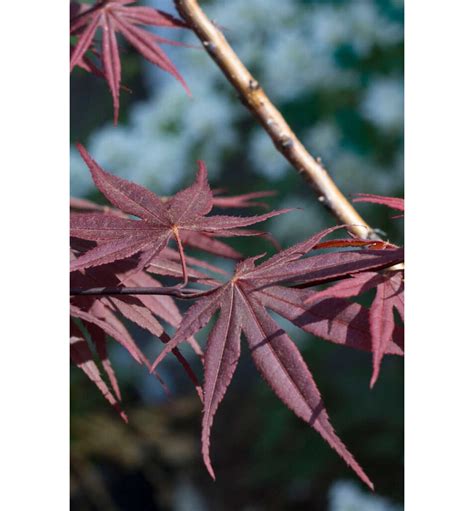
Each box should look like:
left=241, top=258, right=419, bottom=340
left=70, top=321, right=128, bottom=422
left=256, top=286, right=404, bottom=355
left=304, top=271, right=404, bottom=387
left=147, top=231, right=405, bottom=488
left=179, top=230, right=243, bottom=260
left=70, top=301, right=145, bottom=365
left=369, top=272, right=404, bottom=387
left=71, top=243, right=203, bottom=396
left=85, top=321, right=122, bottom=401
left=70, top=0, right=189, bottom=123
left=352, top=193, right=404, bottom=212
left=71, top=146, right=291, bottom=281
left=212, top=190, right=276, bottom=210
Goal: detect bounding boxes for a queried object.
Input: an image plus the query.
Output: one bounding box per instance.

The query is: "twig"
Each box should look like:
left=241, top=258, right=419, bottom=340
left=70, top=286, right=216, bottom=299
left=174, top=0, right=377, bottom=240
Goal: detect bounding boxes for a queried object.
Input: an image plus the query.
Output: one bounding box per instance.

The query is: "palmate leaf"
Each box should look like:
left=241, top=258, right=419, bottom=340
left=70, top=0, right=189, bottom=123
left=71, top=241, right=204, bottom=399
left=353, top=193, right=404, bottom=220
left=150, top=229, right=404, bottom=488
left=353, top=193, right=404, bottom=212
left=70, top=320, right=128, bottom=422
left=70, top=145, right=291, bottom=282
left=305, top=270, right=404, bottom=387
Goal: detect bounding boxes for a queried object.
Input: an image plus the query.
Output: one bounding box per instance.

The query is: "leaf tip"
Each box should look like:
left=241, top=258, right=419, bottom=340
left=369, top=370, right=379, bottom=389
left=204, top=457, right=216, bottom=481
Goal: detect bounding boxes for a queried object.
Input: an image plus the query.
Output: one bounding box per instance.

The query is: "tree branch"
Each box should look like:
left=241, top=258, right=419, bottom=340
left=174, top=0, right=377, bottom=240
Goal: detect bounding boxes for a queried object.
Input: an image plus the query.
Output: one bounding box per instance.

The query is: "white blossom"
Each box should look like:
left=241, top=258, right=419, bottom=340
left=70, top=147, right=94, bottom=197
left=361, top=78, right=404, bottom=132
left=329, top=480, right=402, bottom=511
left=269, top=196, right=325, bottom=244
left=304, top=121, right=342, bottom=162
left=347, top=1, right=403, bottom=57
left=249, top=130, right=288, bottom=181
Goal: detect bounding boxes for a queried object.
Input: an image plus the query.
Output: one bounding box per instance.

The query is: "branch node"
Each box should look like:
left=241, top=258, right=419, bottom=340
left=280, top=136, right=294, bottom=149
left=203, top=40, right=216, bottom=53
left=248, top=79, right=260, bottom=91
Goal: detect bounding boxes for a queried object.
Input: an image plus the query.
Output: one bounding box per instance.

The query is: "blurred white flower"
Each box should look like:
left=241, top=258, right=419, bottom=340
left=328, top=480, right=402, bottom=511
left=88, top=124, right=138, bottom=177
left=348, top=1, right=403, bottom=57
left=305, top=121, right=342, bottom=162
left=70, top=147, right=94, bottom=197
left=129, top=134, right=190, bottom=193
left=360, top=78, right=404, bottom=132
left=269, top=196, right=325, bottom=244
left=209, top=0, right=298, bottom=39
left=331, top=149, right=402, bottom=198
left=311, top=5, right=349, bottom=51
left=263, top=28, right=358, bottom=101
left=249, top=130, right=288, bottom=181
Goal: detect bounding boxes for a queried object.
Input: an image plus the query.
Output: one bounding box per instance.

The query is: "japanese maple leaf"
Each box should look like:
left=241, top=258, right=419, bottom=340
left=304, top=269, right=404, bottom=387
left=71, top=241, right=204, bottom=400
left=70, top=0, right=189, bottom=123
left=71, top=190, right=278, bottom=261
left=211, top=190, right=276, bottom=210
left=71, top=320, right=128, bottom=422
left=352, top=193, right=404, bottom=212
left=70, top=145, right=290, bottom=283
left=150, top=228, right=404, bottom=488
left=353, top=193, right=404, bottom=220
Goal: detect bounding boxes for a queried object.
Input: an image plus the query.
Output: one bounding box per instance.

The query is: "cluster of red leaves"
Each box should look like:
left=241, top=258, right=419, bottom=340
left=70, top=149, right=404, bottom=489
left=70, top=0, right=189, bottom=123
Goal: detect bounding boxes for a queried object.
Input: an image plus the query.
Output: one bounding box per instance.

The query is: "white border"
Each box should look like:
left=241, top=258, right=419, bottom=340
left=1, top=2, right=69, bottom=509
left=1, top=1, right=473, bottom=509
left=406, top=0, right=474, bottom=508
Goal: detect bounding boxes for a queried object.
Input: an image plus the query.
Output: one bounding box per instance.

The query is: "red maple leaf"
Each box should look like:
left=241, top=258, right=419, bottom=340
left=70, top=0, right=189, bottom=123
left=353, top=193, right=405, bottom=220
left=304, top=269, right=404, bottom=387
left=70, top=145, right=291, bottom=284
left=150, top=228, right=404, bottom=488
left=71, top=240, right=204, bottom=408
left=71, top=320, right=128, bottom=421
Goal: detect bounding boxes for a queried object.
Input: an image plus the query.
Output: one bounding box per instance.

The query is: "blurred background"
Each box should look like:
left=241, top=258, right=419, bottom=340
left=71, top=0, right=404, bottom=509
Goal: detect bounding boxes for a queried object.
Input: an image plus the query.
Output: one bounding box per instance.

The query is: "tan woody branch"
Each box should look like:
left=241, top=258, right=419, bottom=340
left=174, top=0, right=378, bottom=240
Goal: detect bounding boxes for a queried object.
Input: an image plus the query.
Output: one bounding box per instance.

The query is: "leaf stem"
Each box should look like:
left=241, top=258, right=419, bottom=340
left=70, top=286, right=216, bottom=299
left=174, top=0, right=377, bottom=240
left=173, top=228, right=189, bottom=287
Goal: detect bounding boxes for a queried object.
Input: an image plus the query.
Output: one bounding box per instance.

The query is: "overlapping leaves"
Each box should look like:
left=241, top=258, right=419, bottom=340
left=70, top=150, right=404, bottom=488
left=70, top=145, right=290, bottom=282
left=150, top=228, right=404, bottom=488
left=71, top=240, right=204, bottom=413
left=70, top=0, right=189, bottom=123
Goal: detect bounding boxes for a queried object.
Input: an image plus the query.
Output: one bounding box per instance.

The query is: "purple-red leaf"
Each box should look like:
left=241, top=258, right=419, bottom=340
left=201, top=286, right=242, bottom=479
left=255, top=285, right=403, bottom=355
left=71, top=147, right=289, bottom=281
left=239, top=292, right=373, bottom=490
left=353, top=193, right=404, bottom=212
left=70, top=321, right=128, bottom=422
left=369, top=272, right=404, bottom=387
left=147, top=227, right=403, bottom=486
left=70, top=0, right=189, bottom=123
left=304, top=270, right=404, bottom=387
